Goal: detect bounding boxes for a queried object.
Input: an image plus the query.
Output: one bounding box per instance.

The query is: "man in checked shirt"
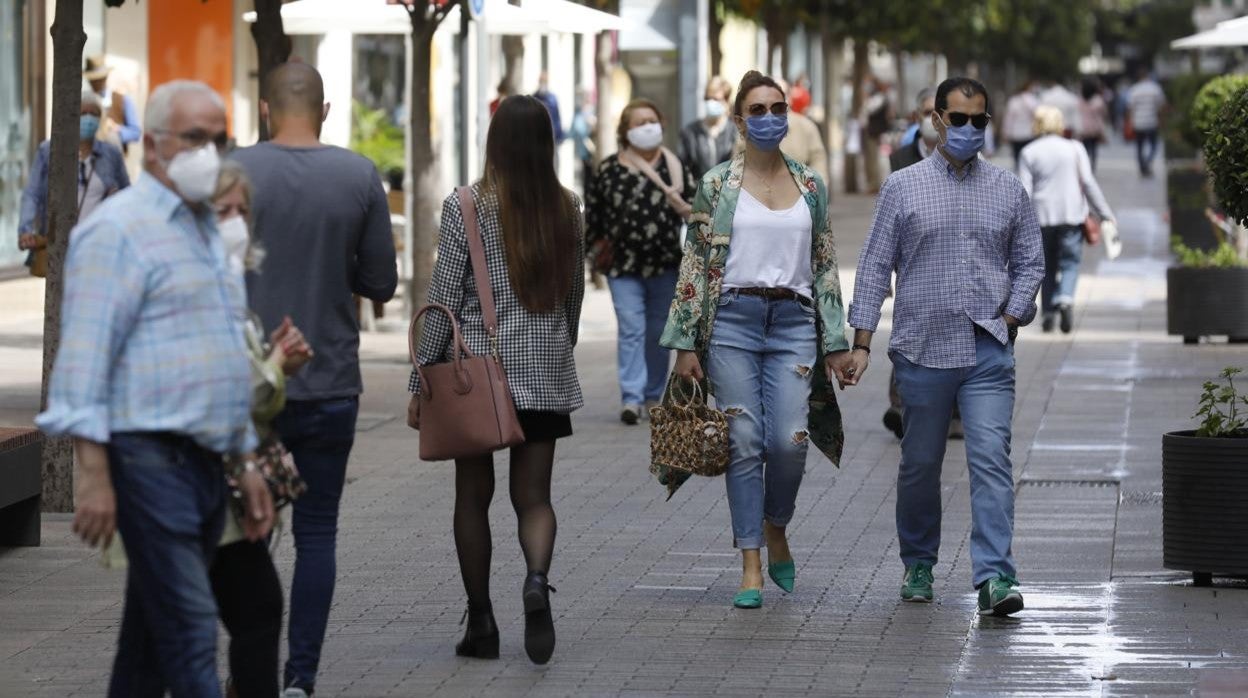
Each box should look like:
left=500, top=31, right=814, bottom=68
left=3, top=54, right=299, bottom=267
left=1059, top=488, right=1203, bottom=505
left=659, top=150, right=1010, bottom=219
left=836, top=77, right=1044, bottom=617
left=37, top=81, right=275, bottom=694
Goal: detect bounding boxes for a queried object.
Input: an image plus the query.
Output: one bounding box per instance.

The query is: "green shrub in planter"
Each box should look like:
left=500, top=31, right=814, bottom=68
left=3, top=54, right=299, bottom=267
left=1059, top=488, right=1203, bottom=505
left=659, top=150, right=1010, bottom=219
left=1190, top=74, right=1248, bottom=148
left=1172, top=237, right=1246, bottom=268
left=1204, top=84, right=1248, bottom=227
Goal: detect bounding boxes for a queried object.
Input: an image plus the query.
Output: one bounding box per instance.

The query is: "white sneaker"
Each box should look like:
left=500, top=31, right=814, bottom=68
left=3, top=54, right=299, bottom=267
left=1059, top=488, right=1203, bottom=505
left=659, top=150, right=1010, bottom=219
left=283, top=688, right=310, bottom=698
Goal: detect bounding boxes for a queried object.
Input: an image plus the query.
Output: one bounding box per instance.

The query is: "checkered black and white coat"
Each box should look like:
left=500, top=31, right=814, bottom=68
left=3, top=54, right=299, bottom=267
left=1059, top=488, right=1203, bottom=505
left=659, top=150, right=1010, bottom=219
left=408, top=183, right=586, bottom=413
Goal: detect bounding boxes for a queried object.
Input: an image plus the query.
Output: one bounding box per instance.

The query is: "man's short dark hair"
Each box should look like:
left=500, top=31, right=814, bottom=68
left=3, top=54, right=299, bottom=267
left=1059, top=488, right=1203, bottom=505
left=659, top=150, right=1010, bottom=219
left=935, top=77, right=991, bottom=115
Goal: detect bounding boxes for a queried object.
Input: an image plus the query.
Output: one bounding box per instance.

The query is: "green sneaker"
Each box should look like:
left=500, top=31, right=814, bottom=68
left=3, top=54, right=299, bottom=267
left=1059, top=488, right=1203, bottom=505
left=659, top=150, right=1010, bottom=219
left=900, top=563, right=934, bottom=602
left=977, top=575, right=1024, bottom=616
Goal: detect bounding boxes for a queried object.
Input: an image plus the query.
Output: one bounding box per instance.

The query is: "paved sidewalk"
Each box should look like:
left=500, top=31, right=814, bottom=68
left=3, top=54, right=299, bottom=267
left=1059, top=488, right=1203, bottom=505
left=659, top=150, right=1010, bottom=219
left=2, top=142, right=1247, bottom=697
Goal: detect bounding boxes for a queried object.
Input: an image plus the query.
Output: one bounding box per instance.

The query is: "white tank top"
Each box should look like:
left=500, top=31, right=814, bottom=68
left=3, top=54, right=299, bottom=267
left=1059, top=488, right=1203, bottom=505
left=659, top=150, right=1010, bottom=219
left=723, top=188, right=814, bottom=296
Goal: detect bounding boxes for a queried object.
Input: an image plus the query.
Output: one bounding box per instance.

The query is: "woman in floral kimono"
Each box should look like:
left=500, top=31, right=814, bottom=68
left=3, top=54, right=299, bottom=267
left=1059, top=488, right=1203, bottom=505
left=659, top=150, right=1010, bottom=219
left=661, top=71, right=855, bottom=609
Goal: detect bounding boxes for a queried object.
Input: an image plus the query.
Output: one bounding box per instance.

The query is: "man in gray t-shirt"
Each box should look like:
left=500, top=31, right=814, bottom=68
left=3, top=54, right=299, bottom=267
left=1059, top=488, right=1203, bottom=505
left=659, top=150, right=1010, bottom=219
left=231, top=62, right=396, bottom=697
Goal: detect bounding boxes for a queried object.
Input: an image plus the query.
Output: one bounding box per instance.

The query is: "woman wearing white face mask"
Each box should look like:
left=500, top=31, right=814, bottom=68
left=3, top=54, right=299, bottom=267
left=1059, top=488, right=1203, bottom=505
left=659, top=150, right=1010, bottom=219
left=678, top=76, right=738, bottom=181
left=206, top=161, right=314, bottom=697
left=585, top=99, right=697, bottom=425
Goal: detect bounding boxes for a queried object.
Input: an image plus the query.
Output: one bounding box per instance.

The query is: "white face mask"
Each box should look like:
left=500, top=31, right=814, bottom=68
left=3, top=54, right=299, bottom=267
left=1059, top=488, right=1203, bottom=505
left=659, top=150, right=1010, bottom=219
left=919, top=116, right=939, bottom=143
left=217, top=215, right=250, bottom=273
left=704, top=99, right=726, bottom=119
left=627, top=122, right=664, bottom=150
left=164, top=144, right=221, bottom=203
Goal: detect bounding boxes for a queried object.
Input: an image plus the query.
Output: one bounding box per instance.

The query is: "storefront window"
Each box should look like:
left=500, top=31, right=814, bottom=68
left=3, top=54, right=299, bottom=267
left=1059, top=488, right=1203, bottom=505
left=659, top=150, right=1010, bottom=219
left=0, top=0, right=31, bottom=269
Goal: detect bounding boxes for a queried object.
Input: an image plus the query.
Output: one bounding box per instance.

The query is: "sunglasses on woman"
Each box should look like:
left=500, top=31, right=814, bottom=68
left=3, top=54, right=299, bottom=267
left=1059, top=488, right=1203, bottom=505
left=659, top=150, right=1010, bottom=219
left=745, top=102, right=789, bottom=118
left=943, top=111, right=992, bottom=130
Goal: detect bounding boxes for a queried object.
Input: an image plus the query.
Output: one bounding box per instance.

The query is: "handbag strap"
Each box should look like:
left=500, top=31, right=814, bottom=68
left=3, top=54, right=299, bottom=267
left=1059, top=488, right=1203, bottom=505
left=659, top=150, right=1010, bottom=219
left=456, top=186, right=499, bottom=345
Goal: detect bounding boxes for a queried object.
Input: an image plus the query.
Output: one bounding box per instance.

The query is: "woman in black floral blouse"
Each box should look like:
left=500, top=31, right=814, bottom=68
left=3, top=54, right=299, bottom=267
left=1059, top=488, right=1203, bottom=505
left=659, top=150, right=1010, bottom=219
left=585, top=98, right=697, bottom=425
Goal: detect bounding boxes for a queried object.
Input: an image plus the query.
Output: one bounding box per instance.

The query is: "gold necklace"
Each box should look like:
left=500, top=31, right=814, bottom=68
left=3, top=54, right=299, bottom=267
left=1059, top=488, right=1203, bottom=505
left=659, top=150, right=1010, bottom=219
left=747, top=161, right=784, bottom=198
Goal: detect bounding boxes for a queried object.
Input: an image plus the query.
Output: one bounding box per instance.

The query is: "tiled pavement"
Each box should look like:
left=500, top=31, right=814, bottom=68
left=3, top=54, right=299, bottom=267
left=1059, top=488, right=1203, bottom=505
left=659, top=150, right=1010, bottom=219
left=2, top=142, right=1247, bottom=697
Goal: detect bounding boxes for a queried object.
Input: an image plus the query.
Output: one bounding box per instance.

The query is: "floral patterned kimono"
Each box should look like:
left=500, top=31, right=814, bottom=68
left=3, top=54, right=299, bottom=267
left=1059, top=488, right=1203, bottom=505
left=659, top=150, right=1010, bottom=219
left=659, top=150, right=849, bottom=467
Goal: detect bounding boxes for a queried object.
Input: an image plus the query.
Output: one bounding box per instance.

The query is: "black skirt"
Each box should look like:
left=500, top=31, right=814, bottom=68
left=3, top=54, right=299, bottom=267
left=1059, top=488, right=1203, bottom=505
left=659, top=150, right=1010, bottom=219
left=517, top=411, right=573, bottom=442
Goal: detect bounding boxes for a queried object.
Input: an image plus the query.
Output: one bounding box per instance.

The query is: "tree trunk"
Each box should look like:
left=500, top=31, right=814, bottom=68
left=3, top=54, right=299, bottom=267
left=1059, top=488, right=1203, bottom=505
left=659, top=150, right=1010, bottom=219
left=501, top=0, right=525, bottom=95
left=407, top=21, right=440, bottom=312
left=594, top=30, right=614, bottom=166
left=894, top=47, right=907, bottom=115
left=250, top=0, right=291, bottom=142
left=40, top=0, right=87, bottom=513
left=843, top=39, right=869, bottom=195
left=708, top=1, right=723, bottom=79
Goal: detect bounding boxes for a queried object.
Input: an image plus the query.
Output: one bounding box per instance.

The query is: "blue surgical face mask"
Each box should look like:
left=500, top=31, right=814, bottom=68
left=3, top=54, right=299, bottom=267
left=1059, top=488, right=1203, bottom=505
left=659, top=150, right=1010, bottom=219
left=744, top=113, right=789, bottom=151
left=939, top=117, right=984, bottom=162
left=80, top=115, right=100, bottom=142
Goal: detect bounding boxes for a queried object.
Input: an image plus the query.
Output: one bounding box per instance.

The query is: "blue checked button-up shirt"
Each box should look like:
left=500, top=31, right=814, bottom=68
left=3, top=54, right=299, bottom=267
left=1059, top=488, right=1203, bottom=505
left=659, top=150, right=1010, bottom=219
left=36, top=173, right=257, bottom=455
left=848, top=153, right=1044, bottom=369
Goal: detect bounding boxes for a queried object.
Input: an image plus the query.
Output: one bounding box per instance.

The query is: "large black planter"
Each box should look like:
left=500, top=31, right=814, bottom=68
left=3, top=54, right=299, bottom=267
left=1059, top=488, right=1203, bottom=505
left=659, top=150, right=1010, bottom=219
left=1166, top=267, right=1248, bottom=343
left=1167, top=162, right=1217, bottom=251
left=1162, top=430, right=1248, bottom=585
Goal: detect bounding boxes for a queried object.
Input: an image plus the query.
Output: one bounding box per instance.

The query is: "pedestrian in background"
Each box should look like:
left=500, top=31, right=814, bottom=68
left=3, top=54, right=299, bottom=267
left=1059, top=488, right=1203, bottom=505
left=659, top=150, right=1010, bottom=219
left=1039, top=79, right=1083, bottom=139
left=678, top=76, right=737, bottom=182
left=862, top=76, right=892, bottom=193
left=845, top=77, right=1044, bottom=617
left=663, top=70, right=853, bottom=610
left=1002, top=80, right=1038, bottom=169
left=1078, top=77, right=1109, bottom=172
left=534, top=71, right=565, bottom=144
left=17, top=89, right=130, bottom=276
left=585, top=98, right=695, bottom=426
left=1019, top=106, right=1116, bottom=335
left=36, top=79, right=274, bottom=695
left=1126, top=67, right=1167, bottom=177
left=777, top=78, right=831, bottom=187
left=84, top=55, right=142, bottom=153
left=232, top=62, right=397, bottom=698
left=410, top=95, right=584, bottom=665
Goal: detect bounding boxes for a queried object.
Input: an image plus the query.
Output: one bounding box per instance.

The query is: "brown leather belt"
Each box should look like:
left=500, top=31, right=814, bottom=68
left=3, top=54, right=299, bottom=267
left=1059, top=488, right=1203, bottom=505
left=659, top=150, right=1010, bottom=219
left=733, top=287, right=813, bottom=307
left=735, top=287, right=795, bottom=300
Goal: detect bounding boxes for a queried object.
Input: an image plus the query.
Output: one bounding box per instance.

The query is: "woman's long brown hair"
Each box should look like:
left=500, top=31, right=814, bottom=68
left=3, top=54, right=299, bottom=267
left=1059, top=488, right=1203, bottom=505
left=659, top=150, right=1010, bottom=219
left=482, top=95, right=577, bottom=313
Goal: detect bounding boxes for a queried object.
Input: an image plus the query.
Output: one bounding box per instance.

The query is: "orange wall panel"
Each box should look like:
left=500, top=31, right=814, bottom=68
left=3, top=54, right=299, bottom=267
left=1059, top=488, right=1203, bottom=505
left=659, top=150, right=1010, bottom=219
left=147, top=0, right=235, bottom=129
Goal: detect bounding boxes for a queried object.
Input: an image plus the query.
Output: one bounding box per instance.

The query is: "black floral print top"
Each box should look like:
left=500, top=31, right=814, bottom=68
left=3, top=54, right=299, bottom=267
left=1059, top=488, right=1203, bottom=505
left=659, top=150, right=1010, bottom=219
left=585, top=152, right=698, bottom=278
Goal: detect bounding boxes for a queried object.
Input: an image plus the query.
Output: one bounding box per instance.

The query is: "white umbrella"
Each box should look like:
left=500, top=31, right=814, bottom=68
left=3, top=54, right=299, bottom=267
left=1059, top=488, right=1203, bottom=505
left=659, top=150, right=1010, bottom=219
left=1172, top=15, right=1248, bottom=50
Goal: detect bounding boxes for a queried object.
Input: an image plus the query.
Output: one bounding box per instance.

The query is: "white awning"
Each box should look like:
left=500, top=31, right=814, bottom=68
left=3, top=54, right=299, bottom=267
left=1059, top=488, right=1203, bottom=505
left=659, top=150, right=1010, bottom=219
left=243, top=0, right=545, bottom=36
left=243, top=0, right=628, bottom=36
left=1172, top=15, right=1248, bottom=50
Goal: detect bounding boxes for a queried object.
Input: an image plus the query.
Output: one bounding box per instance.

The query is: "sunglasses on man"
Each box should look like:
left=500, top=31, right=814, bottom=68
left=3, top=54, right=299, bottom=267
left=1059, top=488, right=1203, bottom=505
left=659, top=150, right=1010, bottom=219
left=942, top=111, right=992, bottom=130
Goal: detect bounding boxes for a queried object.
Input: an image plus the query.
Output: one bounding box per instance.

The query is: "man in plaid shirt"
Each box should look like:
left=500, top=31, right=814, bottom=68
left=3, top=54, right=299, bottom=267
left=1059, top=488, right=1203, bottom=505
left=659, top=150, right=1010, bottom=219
left=37, top=81, right=274, bottom=694
left=839, top=77, right=1043, bottom=617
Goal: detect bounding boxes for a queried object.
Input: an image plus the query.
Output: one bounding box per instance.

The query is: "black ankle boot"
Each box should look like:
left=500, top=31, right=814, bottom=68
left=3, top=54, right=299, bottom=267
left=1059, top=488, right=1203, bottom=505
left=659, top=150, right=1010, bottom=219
left=455, top=604, right=499, bottom=659
left=522, top=572, right=557, bottom=665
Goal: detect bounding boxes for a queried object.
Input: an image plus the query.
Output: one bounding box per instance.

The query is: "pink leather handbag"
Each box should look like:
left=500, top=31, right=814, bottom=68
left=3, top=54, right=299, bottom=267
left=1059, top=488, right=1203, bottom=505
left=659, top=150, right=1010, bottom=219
left=407, top=186, right=525, bottom=461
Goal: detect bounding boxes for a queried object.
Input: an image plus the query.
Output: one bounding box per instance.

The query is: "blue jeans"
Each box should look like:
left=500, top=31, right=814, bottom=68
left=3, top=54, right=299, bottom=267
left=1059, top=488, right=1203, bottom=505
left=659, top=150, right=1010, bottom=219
left=892, top=333, right=1018, bottom=587
left=107, top=432, right=226, bottom=698
left=1041, top=224, right=1084, bottom=313
left=607, top=270, right=678, bottom=405
left=1135, top=128, right=1158, bottom=174
left=707, top=291, right=818, bottom=550
left=277, top=397, right=359, bottom=692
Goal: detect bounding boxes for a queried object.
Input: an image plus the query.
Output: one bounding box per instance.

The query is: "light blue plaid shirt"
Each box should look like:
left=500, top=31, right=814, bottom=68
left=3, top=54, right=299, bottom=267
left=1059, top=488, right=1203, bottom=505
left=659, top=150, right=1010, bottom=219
left=849, top=153, right=1044, bottom=369
left=36, top=173, right=257, bottom=455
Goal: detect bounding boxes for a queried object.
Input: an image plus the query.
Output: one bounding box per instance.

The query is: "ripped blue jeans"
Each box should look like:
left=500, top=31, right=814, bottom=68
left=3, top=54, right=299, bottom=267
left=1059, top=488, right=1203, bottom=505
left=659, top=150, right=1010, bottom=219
left=707, top=290, right=818, bottom=549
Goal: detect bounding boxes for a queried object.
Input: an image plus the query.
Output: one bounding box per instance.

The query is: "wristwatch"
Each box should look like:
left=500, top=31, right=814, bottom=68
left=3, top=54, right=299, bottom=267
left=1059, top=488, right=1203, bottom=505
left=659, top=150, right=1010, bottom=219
left=1007, top=323, right=1018, bottom=342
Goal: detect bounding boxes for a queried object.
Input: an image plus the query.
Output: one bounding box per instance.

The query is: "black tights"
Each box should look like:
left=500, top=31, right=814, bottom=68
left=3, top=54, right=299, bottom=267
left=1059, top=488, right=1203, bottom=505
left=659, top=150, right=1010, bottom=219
left=210, top=539, right=283, bottom=698
left=454, top=441, right=557, bottom=610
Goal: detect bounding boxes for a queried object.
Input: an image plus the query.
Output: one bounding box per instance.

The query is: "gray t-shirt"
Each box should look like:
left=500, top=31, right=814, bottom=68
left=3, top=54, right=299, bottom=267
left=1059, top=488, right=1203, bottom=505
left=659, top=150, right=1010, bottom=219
left=232, top=142, right=397, bottom=400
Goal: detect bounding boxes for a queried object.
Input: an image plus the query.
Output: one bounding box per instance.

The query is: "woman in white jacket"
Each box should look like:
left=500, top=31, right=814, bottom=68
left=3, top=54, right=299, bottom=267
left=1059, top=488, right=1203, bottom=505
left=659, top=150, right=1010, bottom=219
left=1019, top=106, right=1116, bottom=334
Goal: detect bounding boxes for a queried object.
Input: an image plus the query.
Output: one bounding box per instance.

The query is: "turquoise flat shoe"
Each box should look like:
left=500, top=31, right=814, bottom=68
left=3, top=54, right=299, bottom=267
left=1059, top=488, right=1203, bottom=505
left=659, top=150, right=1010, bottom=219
left=732, top=588, right=762, bottom=609
left=768, top=560, right=796, bottom=593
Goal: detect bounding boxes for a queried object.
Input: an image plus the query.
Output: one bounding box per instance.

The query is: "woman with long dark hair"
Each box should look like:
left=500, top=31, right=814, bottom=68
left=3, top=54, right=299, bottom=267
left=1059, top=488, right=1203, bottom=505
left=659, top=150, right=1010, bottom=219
left=409, top=95, right=585, bottom=664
